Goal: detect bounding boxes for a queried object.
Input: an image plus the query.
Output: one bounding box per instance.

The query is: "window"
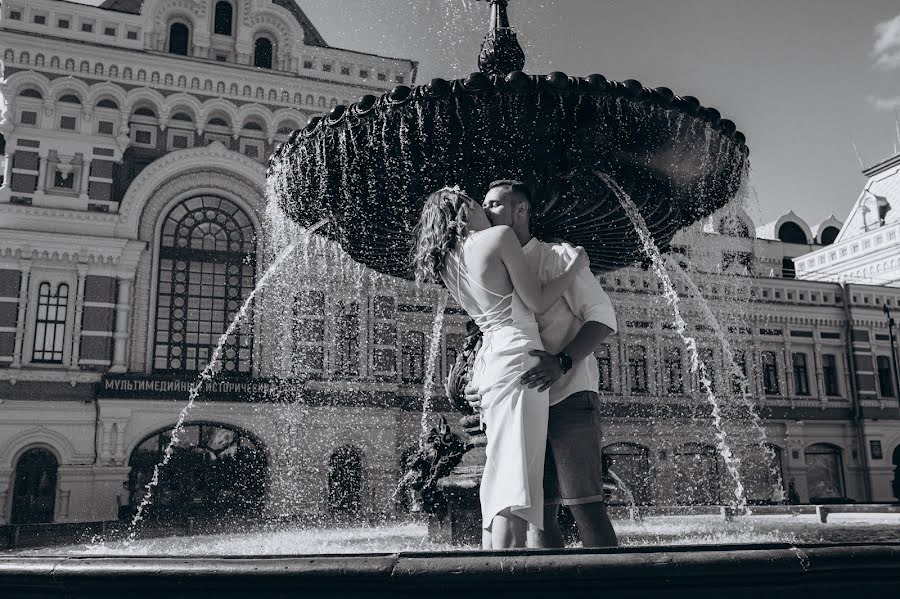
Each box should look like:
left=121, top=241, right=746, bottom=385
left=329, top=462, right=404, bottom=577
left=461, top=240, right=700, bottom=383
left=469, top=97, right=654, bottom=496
left=341, top=66, right=351, bottom=76
left=359, top=69, right=369, bottom=79
left=792, top=353, right=810, bottom=396
left=372, top=296, right=397, bottom=376
left=805, top=444, right=844, bottom=501
left=322, top=63, right=333, bottom=72
left=168, top=22, right=190, bottom=56
left=377, top=73, right=386, bottom=81
left=697, top=348, right=717, bottom=393
left=81, top=22, right=93, bottom=33
left=597, top=344, right=613, bottom=392
left=153, top=195, right=256, bottom=373
left=781, top=257, right=796, bottom=279
left=10, top=10, right=21, bottom=20
left=214, top=1, right=234, bottom=36
left=170, top=133, right=190, bottom=149
left=664, top=347, right=683, bottom=394
left=53, top=170, right=74, bottom=189
left=20, top=111, right=37, bottom=126
left=96, top=99, right=118, bottom=109
left=401, top=331, right=425, bottom=384
left=32, top=282, right=68, bottom=363
left=58, top=19, right=70, bottom=29
left=59, top=94, right=81, bottom=104
left=19, top=88, right=43, bottom=99
left=762, top=351, right=779, bottom=395
left=303, top=60, right=314, bottom=69
left=97, top=121, right=115, bottom=135
left=134, top=129, right=153, bottom=145
left=60, top=116, right=77, bottom=130
left=823, top=354, right=840, bottom=396
left=877, top=356, right=895, bottom=397
left=731, top=350, right=747, bottom=394
left=104, top=26, right=116, bottom=37
left=127, top=30, right=138, bottom=40
left=628, top=345, right=648, bottom=393
left=292, top=290, right=325, bottom=373
left=34, top=15, right=46, bottom=25
left=335, top=301, right=360, bottom=375
left=395, top=75, right=405, bottom=84
left=254, top=37, right=273, bottom=69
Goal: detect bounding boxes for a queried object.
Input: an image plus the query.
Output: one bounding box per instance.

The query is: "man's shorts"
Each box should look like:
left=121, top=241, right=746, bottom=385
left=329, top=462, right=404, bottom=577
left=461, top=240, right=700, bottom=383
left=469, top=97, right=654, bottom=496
left=543, top=390, right=605, bottom=506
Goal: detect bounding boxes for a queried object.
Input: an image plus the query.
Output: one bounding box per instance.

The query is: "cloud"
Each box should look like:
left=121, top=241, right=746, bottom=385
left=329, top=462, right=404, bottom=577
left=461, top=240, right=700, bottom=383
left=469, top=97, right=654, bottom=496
left=865, top=93, right=900, bottom=111
left=873, top=13, right=900, bottom=70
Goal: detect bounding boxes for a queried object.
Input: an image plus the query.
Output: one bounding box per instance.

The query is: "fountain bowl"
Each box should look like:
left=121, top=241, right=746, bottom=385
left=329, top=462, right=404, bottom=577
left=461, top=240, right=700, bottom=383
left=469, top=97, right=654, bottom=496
left=269, top=71, right=749, bottom=278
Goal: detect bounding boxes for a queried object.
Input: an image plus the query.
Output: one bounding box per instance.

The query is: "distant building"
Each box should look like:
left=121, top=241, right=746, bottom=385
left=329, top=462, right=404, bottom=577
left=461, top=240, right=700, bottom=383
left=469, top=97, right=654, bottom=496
left=796, top=154, right=900, bottom=287
left=0, top=0, right=898, bottom=529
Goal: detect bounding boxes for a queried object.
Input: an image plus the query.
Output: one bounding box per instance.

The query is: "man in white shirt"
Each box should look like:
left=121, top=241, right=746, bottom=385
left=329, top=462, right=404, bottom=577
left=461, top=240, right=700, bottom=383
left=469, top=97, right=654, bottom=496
left=468, top=179, right=619, bottom=548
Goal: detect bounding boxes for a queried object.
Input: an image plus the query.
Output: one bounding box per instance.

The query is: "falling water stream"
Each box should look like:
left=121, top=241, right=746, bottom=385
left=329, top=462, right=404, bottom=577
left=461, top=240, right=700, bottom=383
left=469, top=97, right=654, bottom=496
left=598, top=172, right=748, bottom=513
left=420, top=292, right=449, bottom=444
left=124, top=219, right=330, bottom=543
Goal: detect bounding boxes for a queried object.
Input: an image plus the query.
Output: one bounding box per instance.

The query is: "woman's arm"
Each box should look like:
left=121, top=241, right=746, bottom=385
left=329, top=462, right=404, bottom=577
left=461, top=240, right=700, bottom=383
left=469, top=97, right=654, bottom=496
left=497, top=227, right=587, bottom=314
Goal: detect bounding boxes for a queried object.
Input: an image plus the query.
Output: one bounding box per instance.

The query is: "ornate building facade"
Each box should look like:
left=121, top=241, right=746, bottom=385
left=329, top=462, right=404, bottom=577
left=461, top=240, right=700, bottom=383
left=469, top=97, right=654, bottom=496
left=0, top=0, right=898, bottom=528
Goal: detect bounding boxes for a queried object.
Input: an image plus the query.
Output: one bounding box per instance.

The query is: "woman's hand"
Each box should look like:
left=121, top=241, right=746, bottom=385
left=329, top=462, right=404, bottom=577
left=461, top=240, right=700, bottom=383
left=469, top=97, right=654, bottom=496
left=566, top=246, right=589, bottom=273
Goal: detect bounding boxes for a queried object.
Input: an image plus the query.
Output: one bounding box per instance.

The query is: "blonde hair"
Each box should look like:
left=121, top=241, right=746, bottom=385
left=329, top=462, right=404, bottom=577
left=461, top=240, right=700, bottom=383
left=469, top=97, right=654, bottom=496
left=411, top=187, right=473, bottom=285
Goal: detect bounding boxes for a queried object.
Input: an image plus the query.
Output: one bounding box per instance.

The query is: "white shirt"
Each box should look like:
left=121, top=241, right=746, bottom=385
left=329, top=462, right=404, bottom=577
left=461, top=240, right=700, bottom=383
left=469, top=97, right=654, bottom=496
left=522, top=238, right=618, bottom=406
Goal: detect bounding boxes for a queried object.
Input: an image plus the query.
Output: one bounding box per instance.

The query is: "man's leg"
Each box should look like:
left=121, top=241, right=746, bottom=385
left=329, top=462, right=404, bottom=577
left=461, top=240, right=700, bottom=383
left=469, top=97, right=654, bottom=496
left=529, top=504, right=565, bottom=548
left=569, top=502, right=618, bottom=547
left=549, top=391, right=618, bottom=547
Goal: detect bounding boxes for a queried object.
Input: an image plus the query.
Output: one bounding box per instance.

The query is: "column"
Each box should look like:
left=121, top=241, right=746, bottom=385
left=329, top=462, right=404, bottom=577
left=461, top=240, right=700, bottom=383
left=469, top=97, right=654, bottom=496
left=68, top=266, right=87, bottom=369
left=783, top=332, right=794, bottom=399
left=79, top=158, right=91, bottom=200
left=34, top=154, right=49, bottom=195
left=110, top=277, right=132, bottom=372
left=812, top=323, right=826, bottom=405
left=1, top=152, right=12, bottom=188
left=10, top=262, right=31, bottom=368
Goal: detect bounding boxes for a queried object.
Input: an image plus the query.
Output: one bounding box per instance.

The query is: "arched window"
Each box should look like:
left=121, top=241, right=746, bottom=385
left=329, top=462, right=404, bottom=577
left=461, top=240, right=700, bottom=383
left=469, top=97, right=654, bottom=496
left=58, top=94, right=81, bottom=104
left=153, top=195, right=256, bottom=373
left=96, top=99, right=118, bottom=109
left=133, top=106, right=156, bottom=118
left=128, top=423, right=266, bottom=520
left=328, top=445, right=364, bottom=516
left=673, top=443, right=721, bottom=505
left=603, top=443, right=651, bottom=505
left=171, top=112, right=194, bottom=123
left=11, top=448, right=58, bottom=524
left=254, top=37, right=273, bottom=69
left=207, top=116, right=229, bottom=128
left=18, top=88, right=42, bottom=99
left=32, top=282, right=68, bottom=363
left=168, top=22, right=190, bottom=56
left=742, top=444, right=784, bottom=504
left=804, top=443, right=844, bottom=501
left=820, top=226, right=839, bottom=245
left=777, top=221, right=808, bottom=244
left=214, top=1, right=234, bottom=36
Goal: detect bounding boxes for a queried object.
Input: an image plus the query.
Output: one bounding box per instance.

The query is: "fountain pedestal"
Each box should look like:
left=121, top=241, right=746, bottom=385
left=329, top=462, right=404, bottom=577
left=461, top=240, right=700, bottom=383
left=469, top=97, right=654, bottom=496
left=429, top=431, right=485, bottom=546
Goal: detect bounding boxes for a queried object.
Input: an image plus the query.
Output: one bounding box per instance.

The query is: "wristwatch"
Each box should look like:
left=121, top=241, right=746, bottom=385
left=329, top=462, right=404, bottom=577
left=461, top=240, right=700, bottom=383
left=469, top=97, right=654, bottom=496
left=555, top=352, right=573, bottom=374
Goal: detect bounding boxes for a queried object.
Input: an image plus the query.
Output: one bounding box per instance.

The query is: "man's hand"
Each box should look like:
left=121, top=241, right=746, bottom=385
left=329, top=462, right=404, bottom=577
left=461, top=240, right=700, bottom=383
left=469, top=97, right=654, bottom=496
left=464, top=382, right=483, bottom=413
left=520, top=350, right=563, bottom=391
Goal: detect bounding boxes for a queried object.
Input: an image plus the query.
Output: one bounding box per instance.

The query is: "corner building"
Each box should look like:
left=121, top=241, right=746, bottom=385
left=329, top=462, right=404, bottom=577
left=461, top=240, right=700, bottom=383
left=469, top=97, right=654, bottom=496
left=1, top=0, right=899, bottom=527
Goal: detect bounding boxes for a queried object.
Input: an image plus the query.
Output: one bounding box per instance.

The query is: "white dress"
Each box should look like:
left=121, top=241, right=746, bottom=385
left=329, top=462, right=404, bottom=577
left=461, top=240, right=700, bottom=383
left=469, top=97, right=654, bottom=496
left=443, top=238, right=549, bottom=531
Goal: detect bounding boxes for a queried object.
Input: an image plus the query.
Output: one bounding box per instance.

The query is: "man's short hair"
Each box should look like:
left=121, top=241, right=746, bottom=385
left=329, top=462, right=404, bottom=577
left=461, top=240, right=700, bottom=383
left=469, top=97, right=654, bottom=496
left=488, top=179, right=533, bottom=207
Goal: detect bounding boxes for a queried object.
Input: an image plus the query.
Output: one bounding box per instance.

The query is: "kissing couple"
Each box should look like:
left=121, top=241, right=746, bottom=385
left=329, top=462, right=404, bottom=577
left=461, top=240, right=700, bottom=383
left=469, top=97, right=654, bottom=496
left=411, top=180, right=619, bottom=549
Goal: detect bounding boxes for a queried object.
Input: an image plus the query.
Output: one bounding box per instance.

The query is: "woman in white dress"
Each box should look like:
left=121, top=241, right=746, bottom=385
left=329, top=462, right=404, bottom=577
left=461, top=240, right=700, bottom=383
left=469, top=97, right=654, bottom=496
left=412, top=187, right=587, bottom=548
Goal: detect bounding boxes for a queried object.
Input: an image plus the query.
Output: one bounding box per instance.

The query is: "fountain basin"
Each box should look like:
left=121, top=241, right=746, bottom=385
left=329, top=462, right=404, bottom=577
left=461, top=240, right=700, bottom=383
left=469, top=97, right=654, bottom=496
left=3, top=542, right=899, bottom=599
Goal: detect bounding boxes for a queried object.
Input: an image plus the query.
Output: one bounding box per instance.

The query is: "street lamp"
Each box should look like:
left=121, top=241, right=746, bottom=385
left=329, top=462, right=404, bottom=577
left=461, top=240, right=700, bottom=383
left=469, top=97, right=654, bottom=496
left=884, top=303, right=900, bottom=403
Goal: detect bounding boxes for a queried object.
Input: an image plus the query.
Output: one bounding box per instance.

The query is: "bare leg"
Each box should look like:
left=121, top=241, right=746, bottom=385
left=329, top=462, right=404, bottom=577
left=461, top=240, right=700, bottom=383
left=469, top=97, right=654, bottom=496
left=569, top=502, right=618, bottom=547
left=482, top=528, right=493, bottom=550
left=529, top=504, right=564, bottom=548
left=488, top=508, right=528, bottom=548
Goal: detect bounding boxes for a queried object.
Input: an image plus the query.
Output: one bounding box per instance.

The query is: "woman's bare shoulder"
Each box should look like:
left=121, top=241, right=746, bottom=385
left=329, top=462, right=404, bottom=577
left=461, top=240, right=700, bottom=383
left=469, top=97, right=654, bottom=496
left=477, top=225, right=514, bottom=245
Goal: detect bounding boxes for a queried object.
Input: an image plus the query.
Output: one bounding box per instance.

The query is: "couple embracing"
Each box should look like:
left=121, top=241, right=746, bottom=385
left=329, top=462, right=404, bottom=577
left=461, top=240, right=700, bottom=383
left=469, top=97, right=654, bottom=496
left=412, top=180, right=619, bottom=549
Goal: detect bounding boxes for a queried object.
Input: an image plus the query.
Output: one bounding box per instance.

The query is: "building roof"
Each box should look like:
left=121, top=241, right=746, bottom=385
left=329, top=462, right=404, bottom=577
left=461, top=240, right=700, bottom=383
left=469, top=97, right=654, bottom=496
left=56, top=1, right=329, bottom=46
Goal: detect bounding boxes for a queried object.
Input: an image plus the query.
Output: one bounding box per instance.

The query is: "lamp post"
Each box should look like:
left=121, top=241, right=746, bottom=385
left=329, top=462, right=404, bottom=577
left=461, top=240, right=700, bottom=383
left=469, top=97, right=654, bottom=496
left=884, top=304, right=900, bottom=404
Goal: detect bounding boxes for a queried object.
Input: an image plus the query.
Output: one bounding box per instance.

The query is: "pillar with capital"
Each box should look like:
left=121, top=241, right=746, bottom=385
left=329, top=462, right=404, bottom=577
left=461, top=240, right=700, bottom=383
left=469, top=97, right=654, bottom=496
left=10, top=261, right=32, bottom=368
left=110, top=277, right=133, bottom=372
left=69, top=265, right=88, bottom=369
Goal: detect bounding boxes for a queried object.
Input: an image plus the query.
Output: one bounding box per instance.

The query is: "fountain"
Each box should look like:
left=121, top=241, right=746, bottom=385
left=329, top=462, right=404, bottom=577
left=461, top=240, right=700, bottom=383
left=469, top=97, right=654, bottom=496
left=2, top=2, right=900, bottom=597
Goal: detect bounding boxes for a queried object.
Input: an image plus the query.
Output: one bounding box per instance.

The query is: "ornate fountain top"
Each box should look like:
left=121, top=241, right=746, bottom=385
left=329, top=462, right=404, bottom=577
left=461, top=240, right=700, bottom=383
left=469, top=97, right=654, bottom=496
left=477, top=0, right=525, bottom=77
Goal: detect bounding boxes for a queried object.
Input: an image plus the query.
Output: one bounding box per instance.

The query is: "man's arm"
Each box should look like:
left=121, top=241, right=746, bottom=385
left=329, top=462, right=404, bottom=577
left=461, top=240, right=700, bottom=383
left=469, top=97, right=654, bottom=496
left=520, top=244, right=617, bottom=391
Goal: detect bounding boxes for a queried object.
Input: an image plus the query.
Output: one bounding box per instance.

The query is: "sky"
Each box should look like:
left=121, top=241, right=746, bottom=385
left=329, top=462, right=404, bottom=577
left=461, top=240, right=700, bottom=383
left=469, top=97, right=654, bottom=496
left=67, top=0, right=900, bottom=228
